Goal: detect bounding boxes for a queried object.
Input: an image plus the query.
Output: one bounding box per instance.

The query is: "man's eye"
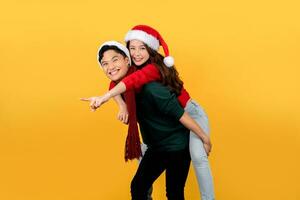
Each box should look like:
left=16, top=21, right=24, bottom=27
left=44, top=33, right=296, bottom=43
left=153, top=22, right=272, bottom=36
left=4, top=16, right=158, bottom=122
left=113, top=58, right=119, bottom=62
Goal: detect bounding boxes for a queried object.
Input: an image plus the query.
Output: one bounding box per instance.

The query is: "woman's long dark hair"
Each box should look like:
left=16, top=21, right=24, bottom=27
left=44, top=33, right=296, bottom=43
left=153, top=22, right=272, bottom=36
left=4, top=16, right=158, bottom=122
left=127, top=42, right=183, bottom=96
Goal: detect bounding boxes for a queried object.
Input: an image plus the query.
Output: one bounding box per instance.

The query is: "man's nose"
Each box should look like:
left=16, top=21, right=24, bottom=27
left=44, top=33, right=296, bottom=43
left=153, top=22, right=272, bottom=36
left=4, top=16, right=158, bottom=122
left=108, top=61, right=115, bottom=69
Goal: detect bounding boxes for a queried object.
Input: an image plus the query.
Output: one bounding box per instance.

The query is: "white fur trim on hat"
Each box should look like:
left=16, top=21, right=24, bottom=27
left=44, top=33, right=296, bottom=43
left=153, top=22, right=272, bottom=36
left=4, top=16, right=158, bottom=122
left=97, top=41, right=131, bottom=67
left=125, top=30, right=160, bottom=51
left=163, top=56, right=174, bottom=67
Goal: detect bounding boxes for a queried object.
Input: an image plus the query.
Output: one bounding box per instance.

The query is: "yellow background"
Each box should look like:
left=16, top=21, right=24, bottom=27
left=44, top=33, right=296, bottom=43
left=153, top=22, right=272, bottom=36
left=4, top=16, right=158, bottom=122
left=1, top=0, right=299, bottom=199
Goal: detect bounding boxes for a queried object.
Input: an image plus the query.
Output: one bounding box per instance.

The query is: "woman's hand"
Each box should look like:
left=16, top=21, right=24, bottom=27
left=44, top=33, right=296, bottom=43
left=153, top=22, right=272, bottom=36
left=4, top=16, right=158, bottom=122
left=94, top=93, right=111, bottom=108
left=80, top=94, right=110, bottom=111
left=80, top=97, right=97, bottom=111
left=203, top=137, right=212, bottom=156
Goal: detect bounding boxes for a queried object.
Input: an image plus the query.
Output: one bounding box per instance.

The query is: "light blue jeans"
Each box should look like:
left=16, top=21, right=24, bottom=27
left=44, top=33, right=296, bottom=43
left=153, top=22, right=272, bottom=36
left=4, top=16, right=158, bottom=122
left=185, top=99, right=215, bottom=200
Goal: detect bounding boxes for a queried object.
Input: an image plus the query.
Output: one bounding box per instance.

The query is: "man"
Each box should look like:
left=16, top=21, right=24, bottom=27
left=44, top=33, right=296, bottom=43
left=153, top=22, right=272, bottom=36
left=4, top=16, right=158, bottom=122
left=81, top=41, right=211, bottom=200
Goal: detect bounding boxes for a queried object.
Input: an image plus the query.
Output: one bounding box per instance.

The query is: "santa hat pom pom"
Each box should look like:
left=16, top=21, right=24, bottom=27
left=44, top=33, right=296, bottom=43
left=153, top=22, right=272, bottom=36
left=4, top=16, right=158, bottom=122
left=163, top=56, right=174, bottom=68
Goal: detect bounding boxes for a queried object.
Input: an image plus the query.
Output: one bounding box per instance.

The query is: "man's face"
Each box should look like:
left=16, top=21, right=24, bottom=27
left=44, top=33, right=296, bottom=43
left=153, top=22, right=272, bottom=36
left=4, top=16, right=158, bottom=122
left=100, top=50, right=129, bottom=81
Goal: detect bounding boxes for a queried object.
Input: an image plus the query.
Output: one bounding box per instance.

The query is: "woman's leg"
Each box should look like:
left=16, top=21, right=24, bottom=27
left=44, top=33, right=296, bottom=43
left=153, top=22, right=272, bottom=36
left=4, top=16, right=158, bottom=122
left=185, top=100, right=215, bottom=200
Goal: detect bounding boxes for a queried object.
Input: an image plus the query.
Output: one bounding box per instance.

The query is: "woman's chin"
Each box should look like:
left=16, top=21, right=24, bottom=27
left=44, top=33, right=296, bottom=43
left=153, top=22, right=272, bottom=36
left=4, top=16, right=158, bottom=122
left=133, top=61, right=144, bottom=66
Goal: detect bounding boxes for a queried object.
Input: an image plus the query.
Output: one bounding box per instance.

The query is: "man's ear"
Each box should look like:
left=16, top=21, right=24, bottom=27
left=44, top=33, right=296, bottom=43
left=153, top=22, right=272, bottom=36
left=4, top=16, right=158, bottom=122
left=125, top=57, right=130, bottom=66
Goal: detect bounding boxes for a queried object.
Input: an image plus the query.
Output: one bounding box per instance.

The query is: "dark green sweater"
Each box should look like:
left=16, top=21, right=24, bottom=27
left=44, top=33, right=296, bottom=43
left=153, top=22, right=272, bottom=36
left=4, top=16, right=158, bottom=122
left=136, top=82, right=189, bottom=152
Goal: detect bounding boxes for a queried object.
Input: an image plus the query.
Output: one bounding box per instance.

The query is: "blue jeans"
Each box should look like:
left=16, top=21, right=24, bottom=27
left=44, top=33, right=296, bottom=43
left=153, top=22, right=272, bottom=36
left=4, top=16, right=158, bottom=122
left=185, top=99, right=215, bottom=200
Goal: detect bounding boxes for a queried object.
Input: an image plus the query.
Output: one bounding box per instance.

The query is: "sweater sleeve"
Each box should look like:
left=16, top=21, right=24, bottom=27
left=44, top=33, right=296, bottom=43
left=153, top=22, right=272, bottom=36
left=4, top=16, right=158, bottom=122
left=145, top=83, right=185, bottom=121
left=121, top=64, right=161, bottom=91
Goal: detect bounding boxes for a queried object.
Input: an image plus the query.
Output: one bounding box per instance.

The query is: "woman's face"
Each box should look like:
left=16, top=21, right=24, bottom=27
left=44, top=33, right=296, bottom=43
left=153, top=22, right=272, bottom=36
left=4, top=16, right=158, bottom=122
left=100, top=50, right=129, bottom=81
left=128, top=40, right=150, bottom=66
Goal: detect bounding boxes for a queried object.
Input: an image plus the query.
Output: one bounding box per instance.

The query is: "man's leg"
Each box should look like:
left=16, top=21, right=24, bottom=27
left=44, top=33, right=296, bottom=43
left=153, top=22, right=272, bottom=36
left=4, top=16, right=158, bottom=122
left=131, top=149, right=166, bottom=200
left=139, top=143, right=153, bottom=200
left=165, top=148, right=191, bottom=200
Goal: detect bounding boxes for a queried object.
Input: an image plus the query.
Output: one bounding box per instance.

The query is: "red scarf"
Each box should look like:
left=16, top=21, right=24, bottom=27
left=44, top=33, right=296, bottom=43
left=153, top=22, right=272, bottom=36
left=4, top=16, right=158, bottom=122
left=110, top=67, right=142, bottom=161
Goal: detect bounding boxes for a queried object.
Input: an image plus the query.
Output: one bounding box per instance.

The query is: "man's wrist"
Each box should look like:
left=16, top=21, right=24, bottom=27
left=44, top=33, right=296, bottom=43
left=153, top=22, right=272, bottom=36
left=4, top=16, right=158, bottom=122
left=119, top=102, right=127, bottom=108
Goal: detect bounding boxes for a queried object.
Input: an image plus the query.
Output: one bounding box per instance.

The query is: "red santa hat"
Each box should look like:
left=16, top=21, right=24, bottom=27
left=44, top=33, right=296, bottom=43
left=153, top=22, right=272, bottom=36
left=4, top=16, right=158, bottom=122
left=124, top=25, right=175, bottom=67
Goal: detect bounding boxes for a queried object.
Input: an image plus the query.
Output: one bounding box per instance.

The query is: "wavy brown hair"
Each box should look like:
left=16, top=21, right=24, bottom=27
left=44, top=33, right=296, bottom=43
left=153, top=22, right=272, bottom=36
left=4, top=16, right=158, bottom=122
left=127, top=42, right=183, bottom=96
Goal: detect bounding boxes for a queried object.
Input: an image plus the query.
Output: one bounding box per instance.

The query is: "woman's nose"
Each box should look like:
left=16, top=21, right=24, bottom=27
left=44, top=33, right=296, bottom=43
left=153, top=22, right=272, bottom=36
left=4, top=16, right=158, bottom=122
left=134, top=49, right=140, bottom=56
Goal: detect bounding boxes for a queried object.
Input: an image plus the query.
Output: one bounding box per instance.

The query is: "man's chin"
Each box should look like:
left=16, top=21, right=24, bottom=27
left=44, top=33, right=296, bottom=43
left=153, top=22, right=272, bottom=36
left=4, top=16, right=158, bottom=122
left=109, top=75, right=122, bottom=82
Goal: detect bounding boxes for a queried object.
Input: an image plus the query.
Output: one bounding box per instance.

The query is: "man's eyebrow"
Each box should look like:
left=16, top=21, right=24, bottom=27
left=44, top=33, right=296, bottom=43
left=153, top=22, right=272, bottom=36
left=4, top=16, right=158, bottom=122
left=101, top=55, right=119, bottom=64
left=100, top=60, right=107, bottom=64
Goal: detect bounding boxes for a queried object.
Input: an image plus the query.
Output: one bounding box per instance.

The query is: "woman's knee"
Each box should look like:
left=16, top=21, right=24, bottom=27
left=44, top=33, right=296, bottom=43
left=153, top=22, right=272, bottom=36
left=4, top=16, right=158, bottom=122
left=191, top=154, right=209, bottom=167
